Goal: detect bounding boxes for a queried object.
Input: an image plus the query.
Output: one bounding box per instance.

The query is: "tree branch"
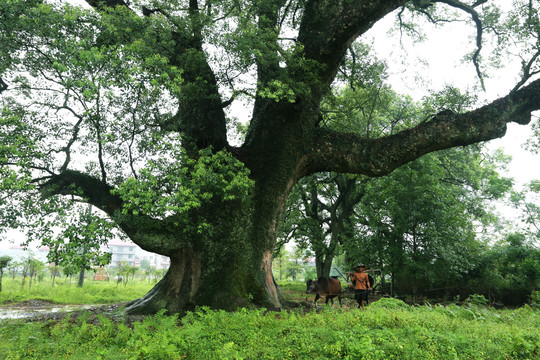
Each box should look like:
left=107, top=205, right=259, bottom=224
left=434, top=0, right=485, bottom=89
left=308, top=78, right=540, bottom=177
left=0, top=77, right=7, bottom=93
left=296, top=0, right=405, bottom=98
left=84, top=0, right=228, bottom=151
left=38, top=170, right=122, bottom=217
left=37, top=170, right=183, bottom=255
left=85, top=0, right=130, bottom=11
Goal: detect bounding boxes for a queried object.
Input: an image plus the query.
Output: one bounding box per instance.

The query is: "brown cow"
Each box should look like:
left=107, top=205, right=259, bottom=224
left=306, top=277, right=342, bottom=307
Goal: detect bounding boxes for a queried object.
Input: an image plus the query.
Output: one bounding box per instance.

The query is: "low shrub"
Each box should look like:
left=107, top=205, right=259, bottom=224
left=1, top=302, right=538, bottom=359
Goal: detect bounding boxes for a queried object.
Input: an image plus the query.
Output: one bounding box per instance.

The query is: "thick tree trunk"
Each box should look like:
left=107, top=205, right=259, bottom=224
left=315, top=254, right=334, bottom=279
left=125, top=244, right=281, bottom=315
left=124, top=188, right=287, bottom=315
left=126, top=247, right=201, bottom=314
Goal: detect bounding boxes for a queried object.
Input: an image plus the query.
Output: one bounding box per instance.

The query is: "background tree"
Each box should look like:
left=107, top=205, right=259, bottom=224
left=510, top=180, right=540, bottom=239
left=279, top=173, right=366, bottom=278
left=42, top=205, right=115, bottom=287
left=1, top=0, right=540, bottom=315
left=8, top=260, right=20, bottom=280
left=272, top=248, right=289, bottom=281
left=21, top=256, right=44, bottom=289
left=0, top=255, right=11, bottom=292
left=116, top=262, right=139, bottom=286
left=48, top=264, right=61, bottom=286
left=466, top=232, right=540, bottom=305
left=278, top=50, right=415, bottom=279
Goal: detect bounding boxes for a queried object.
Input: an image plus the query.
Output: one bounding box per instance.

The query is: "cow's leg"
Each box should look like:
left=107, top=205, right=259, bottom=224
left=338, top=294, right=342, bottom=307
left=326, top=295, right=337, bottom=307
left=314, top=294, right=320, bottom=308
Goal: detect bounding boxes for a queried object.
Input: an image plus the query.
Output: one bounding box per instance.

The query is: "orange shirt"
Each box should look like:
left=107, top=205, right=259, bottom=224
left=351, top=272, right=370, bottom=290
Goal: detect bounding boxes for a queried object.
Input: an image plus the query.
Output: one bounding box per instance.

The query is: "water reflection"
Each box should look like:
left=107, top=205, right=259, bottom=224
left=0, top=304, right=97, bottom=320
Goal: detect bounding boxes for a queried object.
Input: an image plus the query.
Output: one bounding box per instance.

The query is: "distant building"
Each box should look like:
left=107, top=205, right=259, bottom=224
left=137, top=251, right=170, bottom=270
left=106, top=239, right=170, bottom=269
left=107, top=239, right=138, bottom=267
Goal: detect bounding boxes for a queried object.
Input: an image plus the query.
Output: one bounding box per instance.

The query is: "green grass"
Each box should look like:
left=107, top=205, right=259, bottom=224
left=0, top=278, right=154, bottom=305
left=0, top=280, right=538, bottom=359
left=0, top=298, right=539, bottom=359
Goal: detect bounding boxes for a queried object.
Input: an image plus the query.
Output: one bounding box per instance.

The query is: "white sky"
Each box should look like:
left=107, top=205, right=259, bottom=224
left=367, top=2, right=540, bottom=189
left=2, top=1, right=539, bottom=250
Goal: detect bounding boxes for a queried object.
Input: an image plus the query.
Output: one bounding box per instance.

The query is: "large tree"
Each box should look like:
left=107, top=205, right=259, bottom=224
left=1, top=0, right=540, bottom=315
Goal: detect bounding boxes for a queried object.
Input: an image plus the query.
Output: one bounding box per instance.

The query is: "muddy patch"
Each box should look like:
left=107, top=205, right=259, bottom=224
left=0, top=300, right=104, bottom=320
left=0, top=301, right=148, bottom=328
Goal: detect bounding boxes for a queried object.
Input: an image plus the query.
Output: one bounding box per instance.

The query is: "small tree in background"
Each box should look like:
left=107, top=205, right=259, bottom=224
left=0, top=255, right=12, bottom=292
left=44, top=205, right=115, bottom=288
left=8, top=260, right=19, bottom=280
left=21, top=256, right=44, bottom=288
left=287, top=245, right=308, bottom=281
left=144, top=267, right=161, bottom=284
left=272, top=249, right=290, bottom=281
left=48, top=264, right=61, bottom=286
left=116, top=262, right=138, bottom=286
left=466, top=232, right=540, bottom=306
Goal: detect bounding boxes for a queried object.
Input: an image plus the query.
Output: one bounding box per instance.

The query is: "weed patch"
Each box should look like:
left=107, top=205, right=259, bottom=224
left=0, top=300, right=538, bottom=359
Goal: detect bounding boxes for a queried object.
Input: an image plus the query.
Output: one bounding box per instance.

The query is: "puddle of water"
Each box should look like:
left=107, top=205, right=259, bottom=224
left=0, top=304, right=97, bottom=320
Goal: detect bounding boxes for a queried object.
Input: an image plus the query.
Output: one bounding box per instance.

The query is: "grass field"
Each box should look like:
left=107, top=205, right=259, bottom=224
left=0, top=278, right=154, bottom=305
left=0, top=279, right=538, bottom=359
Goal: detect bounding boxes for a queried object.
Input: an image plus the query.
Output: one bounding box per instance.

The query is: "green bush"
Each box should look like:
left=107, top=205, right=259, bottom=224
left=369, top=297, right=410, bottom=309
left=1, top=304, right=538, bottom=359
left=464, top=294, right=489, bottom=307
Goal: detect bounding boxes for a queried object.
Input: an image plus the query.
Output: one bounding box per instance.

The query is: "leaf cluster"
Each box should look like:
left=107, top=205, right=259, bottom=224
left=114, top=145, right=254, bottom=235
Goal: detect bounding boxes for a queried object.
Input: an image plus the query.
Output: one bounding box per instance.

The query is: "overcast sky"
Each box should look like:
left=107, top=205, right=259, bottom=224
left=368, top=2, right=540, bottom=188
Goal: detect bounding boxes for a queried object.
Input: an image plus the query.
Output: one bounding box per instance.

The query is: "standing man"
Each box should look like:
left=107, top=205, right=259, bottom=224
left=348, top=264, right=372, bottom=309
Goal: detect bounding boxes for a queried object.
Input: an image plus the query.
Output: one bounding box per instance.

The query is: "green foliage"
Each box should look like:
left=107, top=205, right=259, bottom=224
left=343, top=143, right=512, bottom=300
left=42, top=205, right=114, bottom=278
left=465, top=232, right=540, bottom=306
left=114, top=146, right=254, bottom=253
left=369, top=297, right=410, bottom=310
left=284, top=60, right=512, bottom=293
left=115, top=262, right=138, bottom=286
left=272, top=246, right=310, bottom=281
left=0, top=303, right=538, bottom=359
left=464, top=294, right=489, bottom=307
left=0, top=255, right=11, bottom=272
left=115, top=146, right=253, bottom=220
left=510, top=180, right=540, bottom=239
left=20, top=256, right=45, bottom=289
left=0, top=0, right=183, bottom=239
left=531, top=291, right=540, bottom=309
